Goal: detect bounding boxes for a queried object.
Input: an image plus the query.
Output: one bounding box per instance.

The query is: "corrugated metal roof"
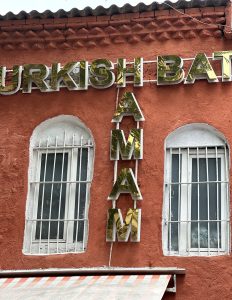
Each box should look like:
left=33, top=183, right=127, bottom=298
left=0, top=0, right=228, bottom=20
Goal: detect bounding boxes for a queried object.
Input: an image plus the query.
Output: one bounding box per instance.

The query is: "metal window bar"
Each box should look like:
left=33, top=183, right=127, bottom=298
left=56, top=131, right=67, bottom=254
left=166, top=146, right=229, bottom=256
left=74, top=136, right=83, bottom=252
left=167, top=180, right=228, bottom=185
left=215, top=146, right=220, bottom=254
left=26, top=133, right=93, bottom=255
left=196, top=147, right=200, bottom=255
left=187, top=147, right=190, bottom=255
left=224, top=145, right=230, bottom=253
left=168, top=148, right=172, bottom=252
left=47, top=136, right=58, bottom=254
left=205, top=147, right=210, bottom=255
left=168, top=220, right=229, bottom=222
left=31, top=180, right=92, bottom=184
left=29, top=138, right=41, bottom=254
left=65, top=133, right=75, bottom=253
left=178, top=147, right=181, bottom=255
left=38, top=137, right=49, bottom=254
left=33, top=145, right=93, bottom=150
left=82, top=138, right=91, bottom=252
left=29, top=218, right=88, bottom=221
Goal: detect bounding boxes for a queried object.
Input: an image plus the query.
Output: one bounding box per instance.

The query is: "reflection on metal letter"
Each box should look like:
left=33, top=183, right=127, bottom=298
left=22, top=64, right=49, bottom=93
left=185, top=53, right=218, bottom=84
left=50, top=62, right=79, bottom=91
left=108, top=168, right=142, bottom=201
left=116, top=57, right=143, bottom=87
left=110, top=128, right=143, bottom=160
left=0, top=65, right=22, bottom=95
left=213, top=51, right=232, bottom=81
left=112, top=92, right=144, bottom=123
left=106, top=208, right=141, bottom=242
left=89, top=59, right=115, bottom=89
left=157, top=55, right=184, bottom=85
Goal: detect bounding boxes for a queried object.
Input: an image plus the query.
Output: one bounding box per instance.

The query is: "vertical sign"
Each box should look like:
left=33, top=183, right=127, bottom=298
left=106, top=92, right=145, bottom=242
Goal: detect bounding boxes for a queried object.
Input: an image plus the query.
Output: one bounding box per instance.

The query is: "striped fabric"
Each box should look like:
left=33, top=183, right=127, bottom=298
left=0, top=274, right=171, bottom=300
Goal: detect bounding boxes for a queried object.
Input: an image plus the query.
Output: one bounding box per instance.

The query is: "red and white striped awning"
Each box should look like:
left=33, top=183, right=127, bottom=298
left=0, top=274, right=172, bottom=299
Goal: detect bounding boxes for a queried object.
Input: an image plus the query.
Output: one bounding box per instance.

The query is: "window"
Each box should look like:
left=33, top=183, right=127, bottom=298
left=23, top=115, right=94, bottom=255
left=163, top=124, right=230, bottom=256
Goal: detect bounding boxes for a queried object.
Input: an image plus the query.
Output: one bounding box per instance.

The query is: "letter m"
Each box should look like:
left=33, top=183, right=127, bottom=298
left=106, top=208, right=141, bottom=242
left=110, top=129, right=143, bottom=160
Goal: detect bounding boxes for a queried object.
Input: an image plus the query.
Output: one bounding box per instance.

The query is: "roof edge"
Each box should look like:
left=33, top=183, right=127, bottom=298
left=0, top=0, right=228, bottom=20
left=0, top=267, right=186, bottom=277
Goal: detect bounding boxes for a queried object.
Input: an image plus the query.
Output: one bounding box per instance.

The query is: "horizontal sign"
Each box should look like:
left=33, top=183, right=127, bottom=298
left=0, top=51, right=231, bottom=95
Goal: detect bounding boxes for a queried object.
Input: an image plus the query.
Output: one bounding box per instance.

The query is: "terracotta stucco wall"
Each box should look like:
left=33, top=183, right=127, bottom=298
left=0, top=4, right=232, bottom=299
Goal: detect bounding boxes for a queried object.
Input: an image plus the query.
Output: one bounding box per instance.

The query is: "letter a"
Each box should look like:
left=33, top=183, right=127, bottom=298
left=108, top=168, right=142, bottom=201
left=112, top=92, right=144, bottom=123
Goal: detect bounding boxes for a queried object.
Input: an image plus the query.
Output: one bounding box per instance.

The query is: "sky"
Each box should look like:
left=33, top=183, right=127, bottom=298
left=0, top=0, right=159, bottom=14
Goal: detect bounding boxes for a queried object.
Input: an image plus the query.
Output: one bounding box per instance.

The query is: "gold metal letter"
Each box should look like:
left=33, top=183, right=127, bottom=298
left=89, top=59, right=115, bottom=89
left=110, top=128, right=143, bottom=160
left=106, top=208, right=141, bottom=242
left=185, top=53, right=218, bottom=84
left=0, top=65, right=22, bottom=95
left=157, top=55, right=184, bottom=85
left=108, top=168, right=142, bottom=201
left=50, top=62, right=80, bottom=91
left=213, top=51, right=232, bottom=81
left=70, top=61, right=88, bottom=90
left=116, top=57, right=143, bottom=87
left=112, top=92, right=144, bottom=123
left=22, top=64, right=49, bottom=93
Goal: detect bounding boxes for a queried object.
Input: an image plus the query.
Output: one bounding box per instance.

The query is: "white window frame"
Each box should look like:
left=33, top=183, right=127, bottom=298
left=23, top=115, right=94, bottom=255
left=163, top=124, right=230, bottom=256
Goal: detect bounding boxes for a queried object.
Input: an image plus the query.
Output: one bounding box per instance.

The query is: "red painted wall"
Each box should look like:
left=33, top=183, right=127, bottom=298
left=0, top=6, right=232, bottom=299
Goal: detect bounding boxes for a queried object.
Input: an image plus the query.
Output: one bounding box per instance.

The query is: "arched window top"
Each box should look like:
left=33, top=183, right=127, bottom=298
left=166, top=123, right=228, bottom=148
left=163, top=123, right=230, bottom=256
left=24, top=115, right=94, bottom=255
left=31, top=115, right=93, bottom=147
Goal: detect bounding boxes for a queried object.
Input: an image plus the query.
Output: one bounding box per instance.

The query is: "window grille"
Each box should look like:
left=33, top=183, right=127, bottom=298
left=163, top=125, right=230, bottom=256
left=23, top=116, right=94, bottom=255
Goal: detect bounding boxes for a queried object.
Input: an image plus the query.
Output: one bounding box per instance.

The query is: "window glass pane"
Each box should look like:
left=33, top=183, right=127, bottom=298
left=73, top=148, right=88, bottom=243
left=208, top=158, right=221, bottom=248
left=168, top=154, right=180, bottom=251
left=36, top=153, right=68, bottom=240
left=191, top=157, right=221, bottom=249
